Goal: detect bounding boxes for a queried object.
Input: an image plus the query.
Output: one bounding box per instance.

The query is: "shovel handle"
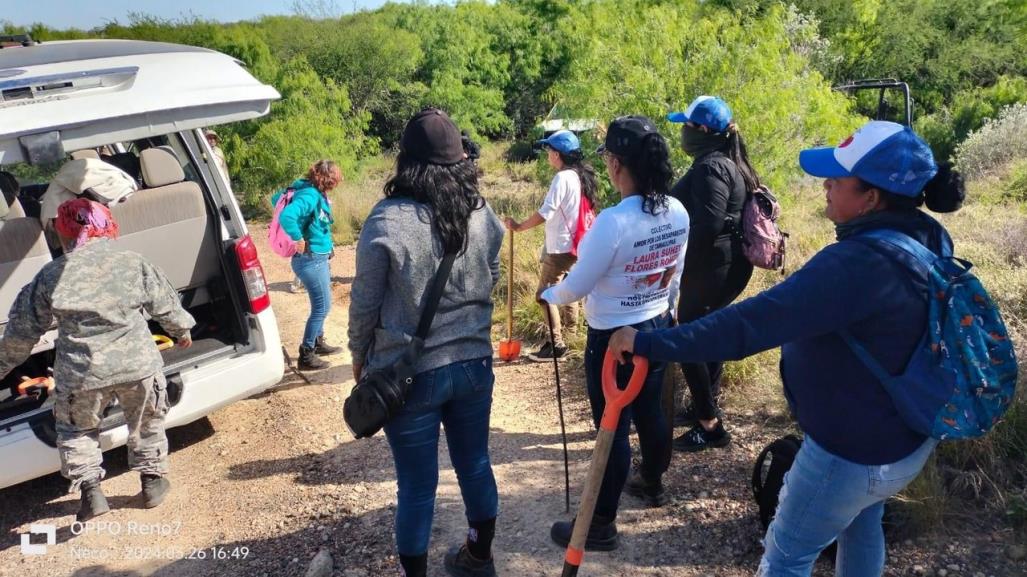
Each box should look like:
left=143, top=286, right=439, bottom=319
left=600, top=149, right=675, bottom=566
left=599, top=350, right=649, bottom=431
left=507, top=229, right=514, bottom=340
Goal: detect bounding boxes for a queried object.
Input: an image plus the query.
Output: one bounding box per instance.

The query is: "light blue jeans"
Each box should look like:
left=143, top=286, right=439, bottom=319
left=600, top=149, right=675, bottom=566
left=759, top=435, right=938, bottom=577
left=291, top=252, right=331, bottom=348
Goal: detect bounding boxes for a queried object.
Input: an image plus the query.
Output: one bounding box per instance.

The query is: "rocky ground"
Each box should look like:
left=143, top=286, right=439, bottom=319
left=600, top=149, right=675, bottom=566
left=0, top=227, right=1023, bottom=577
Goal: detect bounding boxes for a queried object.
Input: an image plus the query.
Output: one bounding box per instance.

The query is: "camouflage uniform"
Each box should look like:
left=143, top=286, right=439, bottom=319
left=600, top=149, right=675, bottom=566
left=0, top=239, right=194, bottom=492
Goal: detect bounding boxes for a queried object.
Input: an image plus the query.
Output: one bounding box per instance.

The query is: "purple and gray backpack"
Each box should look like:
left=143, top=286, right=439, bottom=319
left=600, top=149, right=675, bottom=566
left=741, top=185, right=788, bottom=271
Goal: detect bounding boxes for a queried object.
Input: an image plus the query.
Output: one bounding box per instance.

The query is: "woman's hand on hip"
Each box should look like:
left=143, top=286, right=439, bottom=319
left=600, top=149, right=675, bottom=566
left=294, top=239, right=306, bottom=254
left=609, top=327, right=638, bottom=364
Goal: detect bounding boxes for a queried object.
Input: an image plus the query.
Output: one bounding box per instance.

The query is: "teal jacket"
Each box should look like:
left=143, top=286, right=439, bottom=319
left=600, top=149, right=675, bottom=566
left=272, top=179, right=334, bottom=254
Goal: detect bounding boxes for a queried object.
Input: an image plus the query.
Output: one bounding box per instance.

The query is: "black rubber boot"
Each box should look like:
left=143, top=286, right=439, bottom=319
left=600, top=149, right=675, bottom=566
left=298, top=345, right=329, bottom=370
left=443, top=544, right=497, bottom=577
left=314, top=335, right=343, bottom=356
left=141, top=474, right=171, bottom=509
left=77, top=481, right=110, bottom=522
left=550, top=515, right=618, bottom=551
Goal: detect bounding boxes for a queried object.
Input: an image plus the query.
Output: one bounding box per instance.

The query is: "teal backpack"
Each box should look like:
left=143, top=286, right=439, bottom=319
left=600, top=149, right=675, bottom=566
left=841, top=229, right=1018, bottom=440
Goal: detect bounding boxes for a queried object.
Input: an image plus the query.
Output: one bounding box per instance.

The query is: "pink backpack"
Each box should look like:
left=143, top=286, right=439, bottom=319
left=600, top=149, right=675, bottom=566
left=268, top=188, right=298, bottom=258
left=741, top=185, right=787, bottom=271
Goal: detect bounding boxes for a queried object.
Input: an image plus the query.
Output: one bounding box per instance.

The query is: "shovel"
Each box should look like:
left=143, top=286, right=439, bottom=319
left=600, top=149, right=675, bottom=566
left=499, top=229, right=521, bottom=362
left=561, top=349, right=650, bottom=577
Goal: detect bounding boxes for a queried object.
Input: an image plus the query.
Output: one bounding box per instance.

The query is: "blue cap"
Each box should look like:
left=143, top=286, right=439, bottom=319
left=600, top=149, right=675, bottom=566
left=799, top=120, right=938, bottom=197
left=667, top=96, right=732, bottom=133
left=537, top=130, right=580, bottom=154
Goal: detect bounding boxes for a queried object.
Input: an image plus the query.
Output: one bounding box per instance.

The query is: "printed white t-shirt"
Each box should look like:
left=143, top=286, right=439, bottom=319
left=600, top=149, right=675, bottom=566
left=541, top=194, right=689, bottom=330
left=538, top=169, right=581, bottom=255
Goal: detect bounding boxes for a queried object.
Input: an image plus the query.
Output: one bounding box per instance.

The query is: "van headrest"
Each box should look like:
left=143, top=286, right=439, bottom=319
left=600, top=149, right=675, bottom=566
left=140, top=148, right=185, bottom=188
left=70, top=149, right=100, bottom=160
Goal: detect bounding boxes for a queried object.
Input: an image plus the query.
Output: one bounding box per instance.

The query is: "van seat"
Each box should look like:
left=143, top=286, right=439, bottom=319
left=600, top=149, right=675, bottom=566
left=70, top=150, right=100, bottom=160
left=0, top=218, right=51, bottom=324
left=109, top=148, right=218, bottom=292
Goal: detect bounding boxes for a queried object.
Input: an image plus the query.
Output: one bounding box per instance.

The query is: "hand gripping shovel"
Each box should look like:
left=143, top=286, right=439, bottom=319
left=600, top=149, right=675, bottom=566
left=498, top=229, right=521, bottom=362
left=561, top=350, right=649, bottom=577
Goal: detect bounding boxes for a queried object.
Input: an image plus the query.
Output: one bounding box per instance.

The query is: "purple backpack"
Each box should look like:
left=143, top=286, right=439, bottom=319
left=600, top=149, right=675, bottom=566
left=741, top=185, right=788, bottom=271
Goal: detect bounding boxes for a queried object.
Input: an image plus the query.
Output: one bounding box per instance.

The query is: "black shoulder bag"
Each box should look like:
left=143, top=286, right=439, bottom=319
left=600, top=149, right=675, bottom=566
left=343, top=252, right=457, bottom=439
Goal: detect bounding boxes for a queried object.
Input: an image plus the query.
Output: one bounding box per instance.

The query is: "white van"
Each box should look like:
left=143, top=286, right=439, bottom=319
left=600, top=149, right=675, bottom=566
left=0, top=38, right=285, bottom=489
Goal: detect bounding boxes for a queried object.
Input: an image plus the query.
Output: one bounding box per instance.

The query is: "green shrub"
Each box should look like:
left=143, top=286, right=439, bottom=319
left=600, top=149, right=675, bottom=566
left=955, top=103, right=1027, bottom=181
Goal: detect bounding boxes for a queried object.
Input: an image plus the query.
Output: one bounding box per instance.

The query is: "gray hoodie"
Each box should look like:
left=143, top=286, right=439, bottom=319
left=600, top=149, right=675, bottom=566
left=348, top=197, right=504, bottom=375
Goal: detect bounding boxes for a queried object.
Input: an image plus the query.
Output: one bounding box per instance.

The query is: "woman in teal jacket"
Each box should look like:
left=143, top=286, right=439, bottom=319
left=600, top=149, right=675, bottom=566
left=274, top=160, right=342, bottom=370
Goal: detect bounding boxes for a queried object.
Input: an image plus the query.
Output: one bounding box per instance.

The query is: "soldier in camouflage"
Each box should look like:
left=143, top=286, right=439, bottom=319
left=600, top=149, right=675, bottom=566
left=0, top=198, right=194, bottom=522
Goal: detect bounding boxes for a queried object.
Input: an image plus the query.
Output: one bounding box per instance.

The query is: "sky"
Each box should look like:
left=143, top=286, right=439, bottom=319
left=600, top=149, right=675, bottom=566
left=3, top=0, right=402, bottom=30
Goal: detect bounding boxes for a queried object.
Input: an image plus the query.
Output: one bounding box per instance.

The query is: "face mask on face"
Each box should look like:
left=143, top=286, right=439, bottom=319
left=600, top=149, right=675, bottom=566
left=681, top=124, right=730, bottom=158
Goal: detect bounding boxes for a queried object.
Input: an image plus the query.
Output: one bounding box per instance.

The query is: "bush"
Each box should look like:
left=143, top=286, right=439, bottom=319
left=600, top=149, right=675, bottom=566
left=955, top=103, right=1027, bottom=181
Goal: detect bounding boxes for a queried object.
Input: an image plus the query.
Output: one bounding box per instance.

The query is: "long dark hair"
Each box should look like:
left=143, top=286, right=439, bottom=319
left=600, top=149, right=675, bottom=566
left=725, top=124, right=762, bottom=193
left=616, top=133, right=673, bottom=216
left=384, top=153, right=486, bottom=254
left=857, top=162, right=966, bottom=214
left=556, top=149, right=599, bottom=208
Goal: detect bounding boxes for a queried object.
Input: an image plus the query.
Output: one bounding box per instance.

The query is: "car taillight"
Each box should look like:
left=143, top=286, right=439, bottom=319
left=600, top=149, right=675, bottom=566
left=234, top=235, right=270, bottom=314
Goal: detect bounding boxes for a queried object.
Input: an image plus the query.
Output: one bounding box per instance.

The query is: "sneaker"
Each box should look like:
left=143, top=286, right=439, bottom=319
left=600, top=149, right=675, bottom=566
left=550, top=516, right=618, bottom=551
left=673, top=421, right=731, bottom=453
left=443, top=544, right=497, bottom=577
left=673, top=404, right=724, bottom=428
left=77, top=481, right=110, bottom=522
left=529, top=342, right=567, bottom=362
left=624, top=470, right=670, bottom=507
left=141, top=474, right=170, bottom=509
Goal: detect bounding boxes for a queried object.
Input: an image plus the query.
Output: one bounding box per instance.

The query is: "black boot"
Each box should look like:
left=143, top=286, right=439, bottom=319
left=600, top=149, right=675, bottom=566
left=444, top=544, right=497, bottom=577
left=314, top=335, right=343, bottom=356
left=141, top=474, right=171, bottom=509
left=550, top=515, right=618, bottom=551
left=298, top=345, right=329, bottom=370
left=77, top=481, right=110, bottom=522
left=625, top=469, right=670, bottom=507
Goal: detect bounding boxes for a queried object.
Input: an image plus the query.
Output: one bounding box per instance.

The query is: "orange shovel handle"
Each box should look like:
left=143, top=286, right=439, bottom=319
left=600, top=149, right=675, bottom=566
left=599, top=350, right=649, bottom=431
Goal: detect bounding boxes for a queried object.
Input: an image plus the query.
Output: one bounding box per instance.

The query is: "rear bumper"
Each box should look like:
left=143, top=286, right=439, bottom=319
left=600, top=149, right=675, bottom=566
left=0, top=308, right=283, bottom=490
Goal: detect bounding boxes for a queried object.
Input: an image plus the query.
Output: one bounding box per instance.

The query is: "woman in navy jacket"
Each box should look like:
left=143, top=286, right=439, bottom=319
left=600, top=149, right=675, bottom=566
left=608, top=121, right=966, bottom=576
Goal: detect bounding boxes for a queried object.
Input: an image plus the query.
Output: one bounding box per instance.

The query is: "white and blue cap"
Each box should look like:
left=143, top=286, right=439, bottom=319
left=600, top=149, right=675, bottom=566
left=536, top=130, right=581, bottom=154
left=800, top=120, right=938, bottom=197
left=667, top=95, right=732, bottom=133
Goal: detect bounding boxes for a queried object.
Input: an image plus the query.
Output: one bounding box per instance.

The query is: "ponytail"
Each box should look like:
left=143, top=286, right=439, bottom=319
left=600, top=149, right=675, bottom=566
left=620, top=133, right=672, bottom=216
left=859, top=162, right=966, bottom=214
left=725, top=123, right=762, bottom=193
left=558, top=149, right=600, bottom=209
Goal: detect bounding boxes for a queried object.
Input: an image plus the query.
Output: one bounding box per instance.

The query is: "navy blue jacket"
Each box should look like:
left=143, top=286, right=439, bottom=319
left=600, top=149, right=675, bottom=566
left=634, top=210, right=952, bottom=465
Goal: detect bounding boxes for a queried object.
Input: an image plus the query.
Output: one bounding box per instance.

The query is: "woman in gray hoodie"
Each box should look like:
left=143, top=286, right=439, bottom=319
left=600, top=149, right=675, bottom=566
left=347, top=109, right=505, bottom=577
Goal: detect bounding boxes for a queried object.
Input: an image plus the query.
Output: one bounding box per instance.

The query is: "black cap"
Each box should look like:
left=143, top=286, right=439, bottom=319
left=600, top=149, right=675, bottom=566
left=400, top=108, right=465, bottom=165
left=598, top=115, right=660, bottom=157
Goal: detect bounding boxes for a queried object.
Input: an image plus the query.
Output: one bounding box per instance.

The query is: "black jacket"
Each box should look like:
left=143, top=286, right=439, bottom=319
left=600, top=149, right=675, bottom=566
left=670, top=151, right=747, bottom=274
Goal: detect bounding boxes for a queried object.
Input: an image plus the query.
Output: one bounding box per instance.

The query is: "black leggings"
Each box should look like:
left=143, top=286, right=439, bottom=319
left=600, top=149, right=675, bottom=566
left=678, top=256, right=753, bottom=421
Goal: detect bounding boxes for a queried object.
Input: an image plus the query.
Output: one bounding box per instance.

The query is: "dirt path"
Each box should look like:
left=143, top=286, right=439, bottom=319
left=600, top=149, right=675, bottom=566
left=0, top=226, right=1021, bottom=577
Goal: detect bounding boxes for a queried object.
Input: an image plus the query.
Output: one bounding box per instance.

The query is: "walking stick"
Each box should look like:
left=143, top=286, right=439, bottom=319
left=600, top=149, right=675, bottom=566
left=545, top=304, right=571, bottom=513
left=561, top=350, right=649, bottom=577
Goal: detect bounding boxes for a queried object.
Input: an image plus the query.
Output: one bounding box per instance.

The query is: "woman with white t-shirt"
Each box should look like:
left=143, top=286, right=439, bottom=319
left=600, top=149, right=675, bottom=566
left=505, top=129, right=598, bottom=361
left=544, top=116, right=689, bottom=551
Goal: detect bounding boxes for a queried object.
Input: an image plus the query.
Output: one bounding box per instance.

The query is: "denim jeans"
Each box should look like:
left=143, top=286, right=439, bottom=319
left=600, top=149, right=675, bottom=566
left=759, top=435, right=938, bottom=577
left=384, top=356, right=499, bottom=556
left=291, top=252, right=331, bottom=348
left=584, top=312, right=672, bottom=520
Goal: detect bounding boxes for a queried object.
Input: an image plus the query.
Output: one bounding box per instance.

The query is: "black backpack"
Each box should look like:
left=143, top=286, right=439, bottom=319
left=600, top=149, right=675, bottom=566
left=751, top=434, right=802, bottom=529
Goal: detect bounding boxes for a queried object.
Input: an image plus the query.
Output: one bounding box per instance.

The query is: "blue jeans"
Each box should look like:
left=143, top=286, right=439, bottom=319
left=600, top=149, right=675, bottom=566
left=759, top=435, right=938, bottom=577
left=291, top=252, right=331, bottom=348
left=585, top=313, right=672, bottom=520
left=384, top=356, right=499, bottom=556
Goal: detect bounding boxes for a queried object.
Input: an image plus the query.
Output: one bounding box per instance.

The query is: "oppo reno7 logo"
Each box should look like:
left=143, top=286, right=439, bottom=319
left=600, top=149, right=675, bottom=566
left=20, top=524, right=56, bottom=555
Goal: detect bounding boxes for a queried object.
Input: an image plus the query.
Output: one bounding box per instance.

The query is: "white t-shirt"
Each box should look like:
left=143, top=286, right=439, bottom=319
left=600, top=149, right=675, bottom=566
left=541, top=194, right=689, bottom=330
left=538, top=169, right=581, bottom=255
